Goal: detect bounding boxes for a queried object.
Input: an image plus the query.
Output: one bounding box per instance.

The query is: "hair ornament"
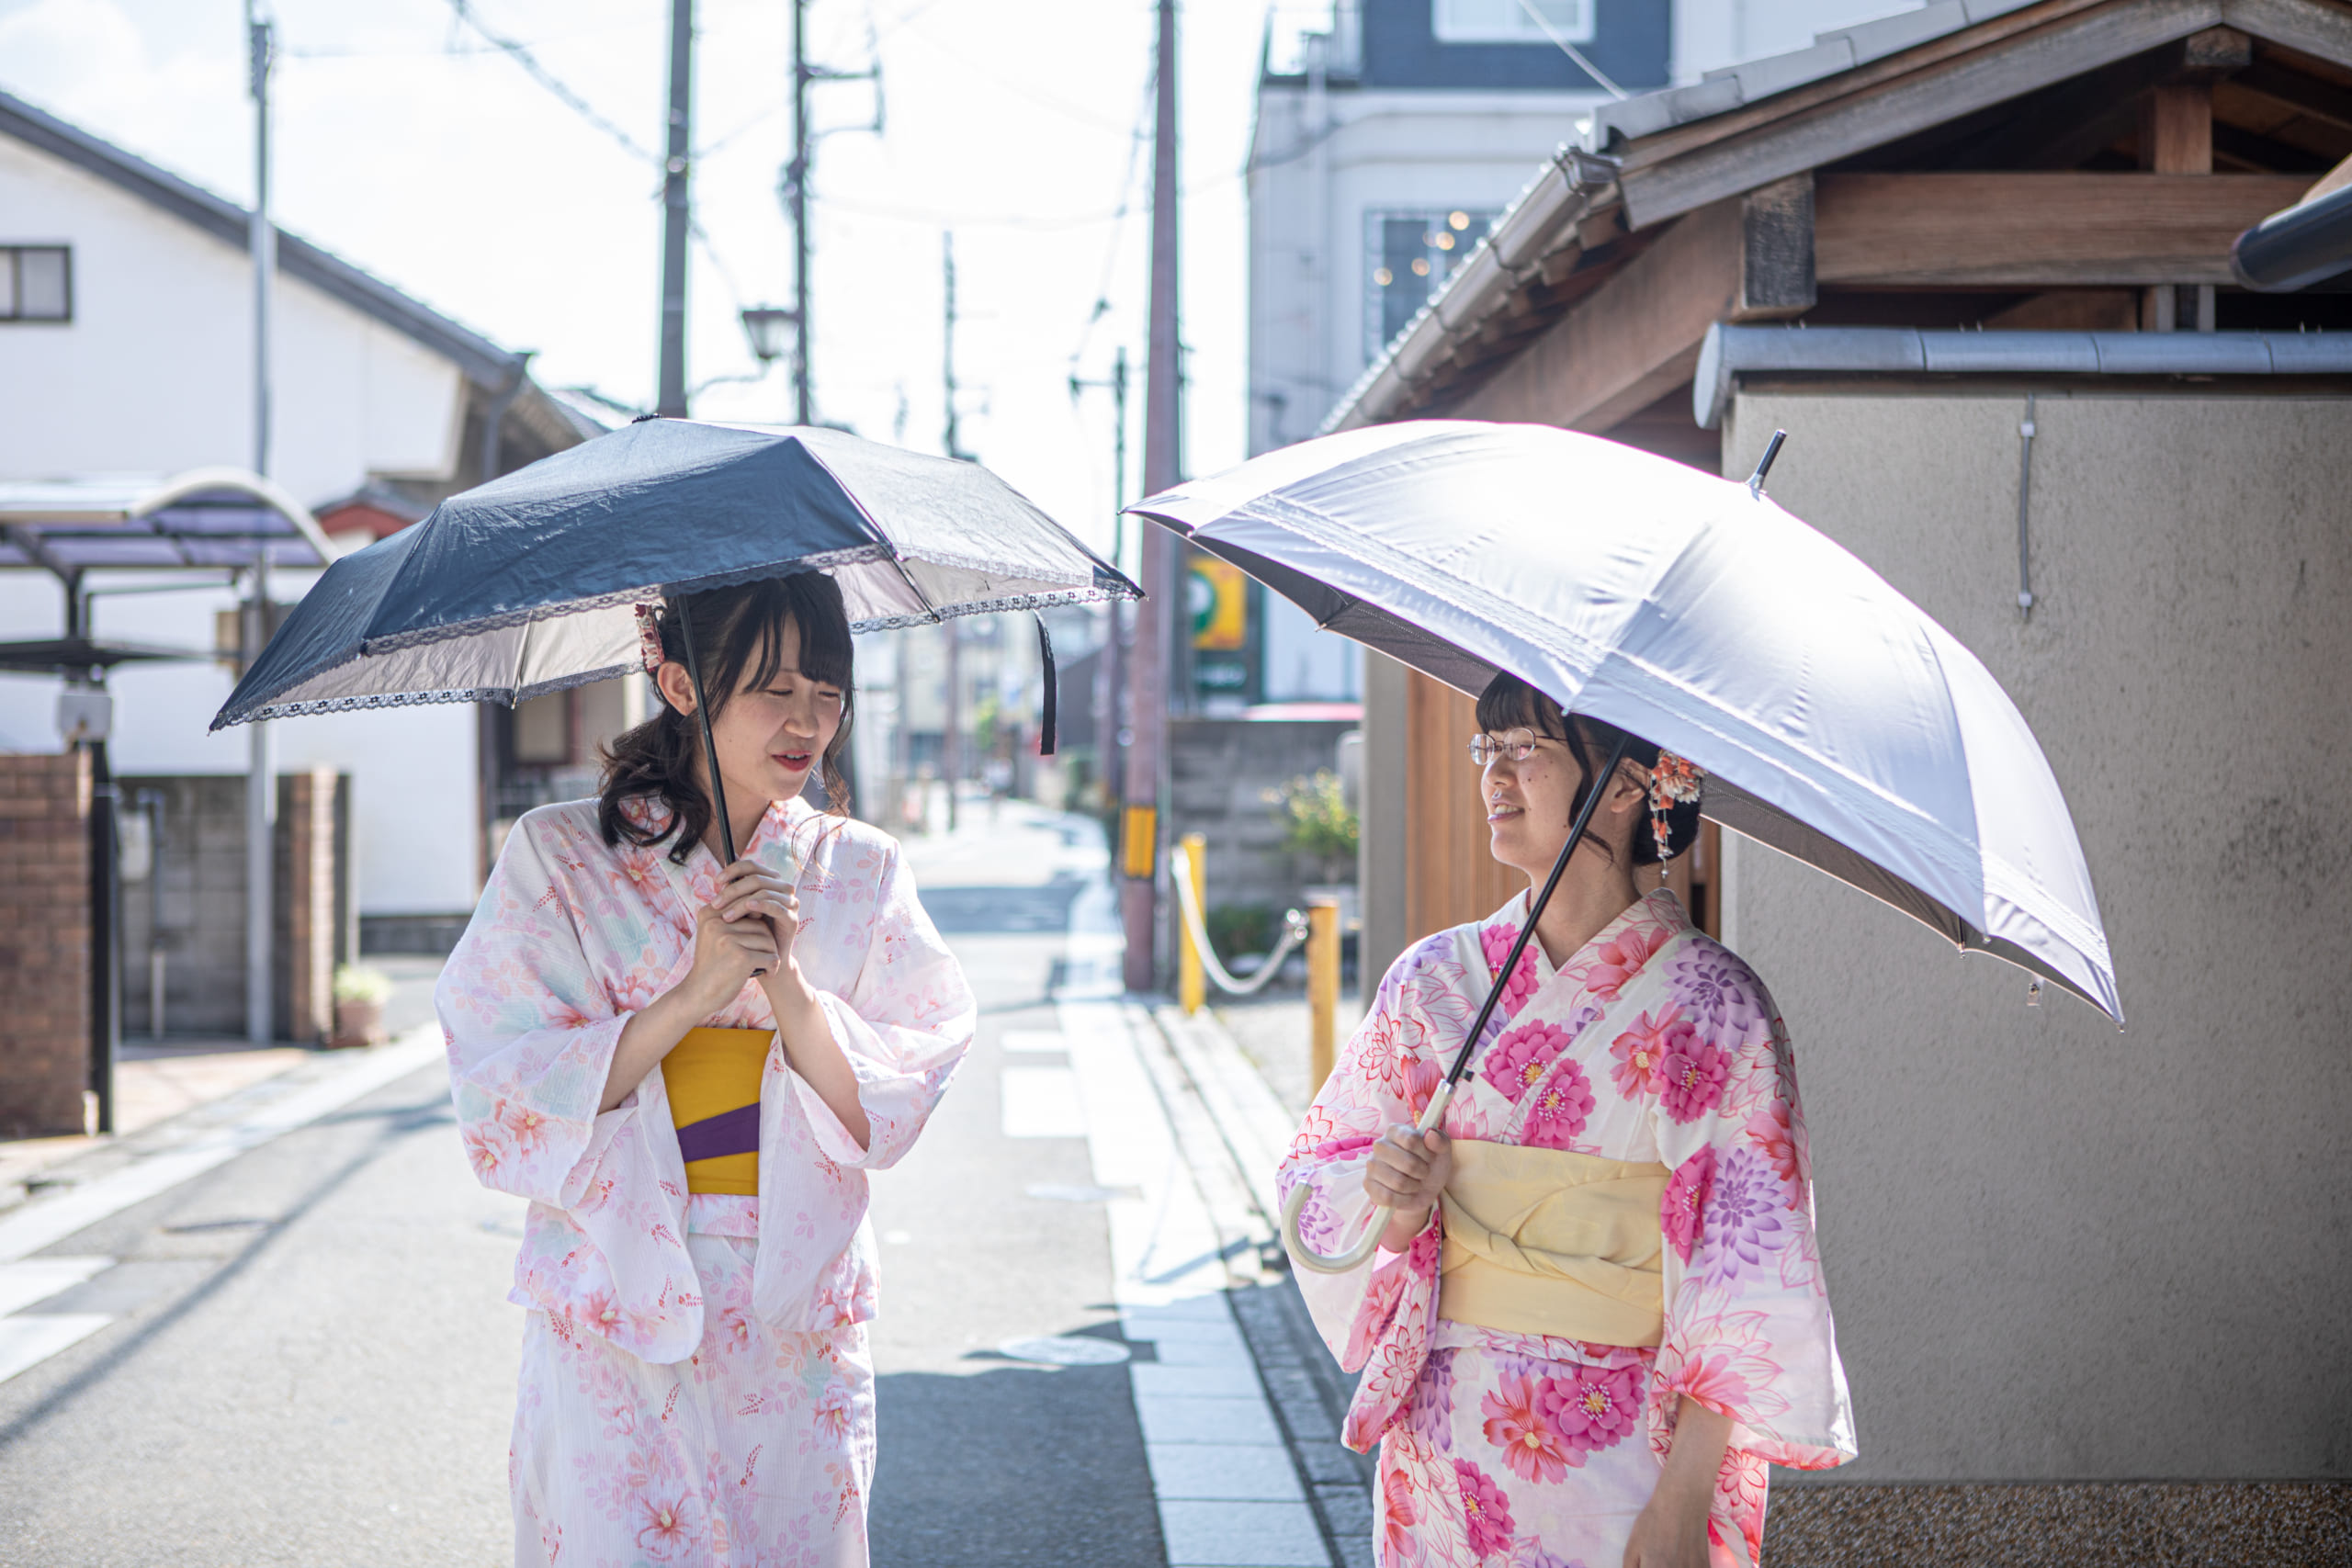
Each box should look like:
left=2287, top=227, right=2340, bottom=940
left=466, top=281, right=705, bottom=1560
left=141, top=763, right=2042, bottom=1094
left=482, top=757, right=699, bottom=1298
left=1648, top=750, right=1704, bottom=863
left=634, top=603, right=667, bottom=676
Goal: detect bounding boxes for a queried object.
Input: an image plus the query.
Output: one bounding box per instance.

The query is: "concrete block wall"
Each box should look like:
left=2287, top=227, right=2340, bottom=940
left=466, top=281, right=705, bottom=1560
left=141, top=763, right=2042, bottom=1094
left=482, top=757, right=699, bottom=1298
left=1169, top=718, right=1362, bottom=922
left=0, top=750, right=91, bottom=1137
left=117, top=771, right=350, bottom=1042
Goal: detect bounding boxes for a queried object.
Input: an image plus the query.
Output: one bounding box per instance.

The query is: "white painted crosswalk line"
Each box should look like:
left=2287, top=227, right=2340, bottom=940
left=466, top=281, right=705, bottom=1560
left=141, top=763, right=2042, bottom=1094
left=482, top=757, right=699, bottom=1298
left=0, top=1257, right=110, bottom=1318
left=0, top=1314, right=111, bottom=1385
left=1001, top=1066, right=1088, bottom=1137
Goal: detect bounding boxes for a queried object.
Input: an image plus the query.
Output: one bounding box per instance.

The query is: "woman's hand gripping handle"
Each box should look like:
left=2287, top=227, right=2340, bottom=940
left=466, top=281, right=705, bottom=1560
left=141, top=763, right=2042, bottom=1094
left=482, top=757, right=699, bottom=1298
left=1279, top=1080, right=1457, bottom=1274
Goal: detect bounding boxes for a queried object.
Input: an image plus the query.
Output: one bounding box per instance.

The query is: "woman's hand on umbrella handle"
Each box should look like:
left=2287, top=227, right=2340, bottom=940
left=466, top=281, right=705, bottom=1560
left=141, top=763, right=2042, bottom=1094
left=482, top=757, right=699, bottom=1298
left=1365, top=1123, right=1452, bottom=1250
left=686, top=902, right=781, bottom=1005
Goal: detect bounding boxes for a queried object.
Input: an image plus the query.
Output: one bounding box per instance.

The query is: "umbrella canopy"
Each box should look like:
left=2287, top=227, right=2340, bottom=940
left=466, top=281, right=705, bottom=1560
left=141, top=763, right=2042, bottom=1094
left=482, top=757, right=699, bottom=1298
left=1128, top=419, right=2119, bottom=1023
left=211, top=419, right=1136, bottom=728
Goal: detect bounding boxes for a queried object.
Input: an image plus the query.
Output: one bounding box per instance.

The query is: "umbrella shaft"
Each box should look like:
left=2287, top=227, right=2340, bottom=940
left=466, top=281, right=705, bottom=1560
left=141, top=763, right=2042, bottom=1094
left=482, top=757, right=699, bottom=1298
left=1441, top=731, right=1634, bottom=1090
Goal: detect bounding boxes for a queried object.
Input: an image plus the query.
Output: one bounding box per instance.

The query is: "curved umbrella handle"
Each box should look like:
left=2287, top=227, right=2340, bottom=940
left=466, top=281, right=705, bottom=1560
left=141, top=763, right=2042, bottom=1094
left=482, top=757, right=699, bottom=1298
left=1280, top=1081, right=1454, bottom=1275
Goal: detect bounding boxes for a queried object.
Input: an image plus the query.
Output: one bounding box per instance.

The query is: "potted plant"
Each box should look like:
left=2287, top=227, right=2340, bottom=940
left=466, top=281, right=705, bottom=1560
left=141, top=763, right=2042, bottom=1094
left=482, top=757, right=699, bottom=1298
left=329, top=964, right=392, bottom=1049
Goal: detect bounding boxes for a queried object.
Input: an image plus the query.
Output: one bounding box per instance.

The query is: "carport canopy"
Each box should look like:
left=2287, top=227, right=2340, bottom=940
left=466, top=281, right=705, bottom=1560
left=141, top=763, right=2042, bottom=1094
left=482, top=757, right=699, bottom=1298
left=0, top=468, right=332, bottom=576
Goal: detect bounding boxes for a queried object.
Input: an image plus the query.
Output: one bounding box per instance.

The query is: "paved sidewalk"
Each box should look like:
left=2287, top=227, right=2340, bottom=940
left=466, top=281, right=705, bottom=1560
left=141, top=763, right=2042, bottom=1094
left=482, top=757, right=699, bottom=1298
left=0, top=956, right=447, bottom=1213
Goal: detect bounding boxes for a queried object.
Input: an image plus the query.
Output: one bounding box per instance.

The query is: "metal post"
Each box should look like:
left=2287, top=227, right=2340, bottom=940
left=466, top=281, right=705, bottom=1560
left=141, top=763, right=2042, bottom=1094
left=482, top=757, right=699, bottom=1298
left=656, top=0, right=694, bottom=417
left=1178, top=833, right=1206, bottom=1015
left=789, top=0, right=812, bottom=425
left=1124, top=0, right=1180, bottom=994
left=244, top=3, right=277, bottom=1047
left=943, top=620, right=962, bottom=834
left=1307, top=897, right=1340, bottom=1095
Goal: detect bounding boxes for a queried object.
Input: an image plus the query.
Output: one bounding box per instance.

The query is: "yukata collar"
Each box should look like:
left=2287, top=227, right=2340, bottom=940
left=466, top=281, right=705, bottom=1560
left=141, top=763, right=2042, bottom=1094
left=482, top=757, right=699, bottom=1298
left=616, top=792, right=806, bottom=918
left=1494, top=883, right=1691, bottom=978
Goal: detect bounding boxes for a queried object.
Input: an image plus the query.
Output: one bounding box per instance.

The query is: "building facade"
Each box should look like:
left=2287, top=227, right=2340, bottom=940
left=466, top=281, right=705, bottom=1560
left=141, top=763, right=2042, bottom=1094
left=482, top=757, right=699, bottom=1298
left=0, top=90, right=595, bottom=949
left=1308, top=0, right=2352, bottom=1545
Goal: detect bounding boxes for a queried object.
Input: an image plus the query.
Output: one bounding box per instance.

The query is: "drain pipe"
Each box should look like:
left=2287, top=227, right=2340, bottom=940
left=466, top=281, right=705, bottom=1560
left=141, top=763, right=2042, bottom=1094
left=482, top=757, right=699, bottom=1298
left=2015, top=394, right=2037, bottom=621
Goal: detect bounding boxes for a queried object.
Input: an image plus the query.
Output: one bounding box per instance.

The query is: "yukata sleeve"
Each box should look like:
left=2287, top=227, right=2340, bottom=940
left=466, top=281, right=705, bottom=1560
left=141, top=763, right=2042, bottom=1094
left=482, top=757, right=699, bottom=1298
left=786, top=837, right=977, bottom=1170
left=1275, top=939, right=1453, bottom=1451
left=1646, top=947, right=1857, bottom=1472
left=434, top=817, right=639, bottom=1211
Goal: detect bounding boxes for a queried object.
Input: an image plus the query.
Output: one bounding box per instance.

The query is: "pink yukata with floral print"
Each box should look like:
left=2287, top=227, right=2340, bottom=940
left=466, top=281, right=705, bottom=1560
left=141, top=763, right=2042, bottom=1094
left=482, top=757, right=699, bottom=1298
left=1277, top=889, right=1856, bottom=1568
left=436, top=794, right=974, bottom=1568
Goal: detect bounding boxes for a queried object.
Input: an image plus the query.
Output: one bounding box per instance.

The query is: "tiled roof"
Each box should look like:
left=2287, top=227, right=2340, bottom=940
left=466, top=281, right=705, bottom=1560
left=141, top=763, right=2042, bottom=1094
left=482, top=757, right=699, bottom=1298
left=1585, top=1, right=2040, bottom=147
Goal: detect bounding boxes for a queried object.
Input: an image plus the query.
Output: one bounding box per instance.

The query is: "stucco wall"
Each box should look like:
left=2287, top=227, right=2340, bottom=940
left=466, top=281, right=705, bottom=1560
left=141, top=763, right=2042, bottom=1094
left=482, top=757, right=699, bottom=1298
left=0, top=130, right=481, bottom=916
left=1718, top=390, right=2352, bottom=1481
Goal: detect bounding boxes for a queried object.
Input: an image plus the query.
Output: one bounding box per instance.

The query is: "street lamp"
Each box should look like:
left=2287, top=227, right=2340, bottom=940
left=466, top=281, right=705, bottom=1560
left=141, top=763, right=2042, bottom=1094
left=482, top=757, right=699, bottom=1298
left=740, top=306, right=799, bottom=365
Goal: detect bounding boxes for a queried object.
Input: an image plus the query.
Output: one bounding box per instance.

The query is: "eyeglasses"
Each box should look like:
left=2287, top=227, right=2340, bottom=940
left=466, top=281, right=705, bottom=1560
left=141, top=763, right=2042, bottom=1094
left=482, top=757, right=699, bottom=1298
left=1468, top=728, right=1543, bottom=768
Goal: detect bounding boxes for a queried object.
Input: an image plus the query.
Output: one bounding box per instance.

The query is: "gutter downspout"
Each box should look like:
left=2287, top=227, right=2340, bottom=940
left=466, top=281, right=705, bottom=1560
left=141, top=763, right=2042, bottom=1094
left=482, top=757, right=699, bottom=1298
left=1695, top=325, right=2352, bottom=429
left=2231, top=162, right=2352, bottom=293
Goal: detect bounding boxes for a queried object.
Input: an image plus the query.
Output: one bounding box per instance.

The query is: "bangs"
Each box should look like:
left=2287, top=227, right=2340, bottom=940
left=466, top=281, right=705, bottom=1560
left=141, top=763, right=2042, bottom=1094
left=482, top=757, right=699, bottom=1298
left=1474, top=671, right=1570, bottom=740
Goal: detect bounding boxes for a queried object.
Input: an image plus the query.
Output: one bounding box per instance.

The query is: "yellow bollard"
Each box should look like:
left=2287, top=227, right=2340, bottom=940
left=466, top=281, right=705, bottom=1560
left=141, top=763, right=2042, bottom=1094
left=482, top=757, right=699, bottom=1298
left=1307, top=897, right=1340, bottom=1095
left=1178, top=833, right=1207, bottom=1016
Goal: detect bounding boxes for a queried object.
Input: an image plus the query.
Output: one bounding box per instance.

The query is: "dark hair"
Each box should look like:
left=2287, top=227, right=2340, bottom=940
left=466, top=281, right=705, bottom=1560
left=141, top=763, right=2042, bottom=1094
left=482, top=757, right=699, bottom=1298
left=1473, top=671, right=1699, bottom=867
left=598, top=573, right=855, bottom=863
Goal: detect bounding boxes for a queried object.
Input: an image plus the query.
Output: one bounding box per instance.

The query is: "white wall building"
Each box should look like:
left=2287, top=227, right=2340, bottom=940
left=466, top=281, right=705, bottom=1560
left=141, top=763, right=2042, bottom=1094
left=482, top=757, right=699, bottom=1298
left=1243, top=0, right=1927, bottom=702
left=0, top=89, right=595, bottom=922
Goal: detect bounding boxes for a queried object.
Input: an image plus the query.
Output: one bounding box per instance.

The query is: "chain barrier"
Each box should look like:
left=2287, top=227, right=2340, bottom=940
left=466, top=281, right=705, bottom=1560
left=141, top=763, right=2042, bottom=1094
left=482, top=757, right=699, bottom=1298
left=1169, top=843, right=1309, bottom=998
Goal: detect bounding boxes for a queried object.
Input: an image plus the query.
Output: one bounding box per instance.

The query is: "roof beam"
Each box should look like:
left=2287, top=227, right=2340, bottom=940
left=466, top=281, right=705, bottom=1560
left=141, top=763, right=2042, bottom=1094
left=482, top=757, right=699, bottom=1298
left=1448, top=198, right=1746, bottom=432
left=1815, top=171, right=2310, bottom=284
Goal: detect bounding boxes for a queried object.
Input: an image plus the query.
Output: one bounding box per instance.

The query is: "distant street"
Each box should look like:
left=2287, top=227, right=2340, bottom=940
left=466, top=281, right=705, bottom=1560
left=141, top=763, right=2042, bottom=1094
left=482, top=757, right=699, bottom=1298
left=0, top=800, right=1166, bottom=1567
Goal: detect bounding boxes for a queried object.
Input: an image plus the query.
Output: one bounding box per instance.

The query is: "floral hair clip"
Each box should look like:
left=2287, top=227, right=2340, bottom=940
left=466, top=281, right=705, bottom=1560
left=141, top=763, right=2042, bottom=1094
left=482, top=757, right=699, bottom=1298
left=1648, top=750, right=1704, bottom=863
left=634, top=604, right=668, bottom=677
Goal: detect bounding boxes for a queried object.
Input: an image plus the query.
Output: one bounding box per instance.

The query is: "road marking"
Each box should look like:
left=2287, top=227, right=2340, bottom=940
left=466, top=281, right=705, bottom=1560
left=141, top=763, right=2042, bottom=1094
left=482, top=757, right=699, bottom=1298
left=1000, top=1066, right=1087, bottom=1138
left=0, top=1314, right=111, bottom=1385
left=0, top=1030, right=444, bottom=1265
left=0, top=1256, right=110, bottom=1318
left=1001, top=1030, right=1068, bottom=1053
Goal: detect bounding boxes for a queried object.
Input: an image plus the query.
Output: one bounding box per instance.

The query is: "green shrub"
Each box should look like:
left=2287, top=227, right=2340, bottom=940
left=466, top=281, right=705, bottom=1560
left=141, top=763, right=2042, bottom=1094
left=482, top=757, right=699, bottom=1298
left=1204, top=903, right=1276, bottom=964
left=332, top=964, right=391, bottom=1006
left=1265, top=770, right=1359, bottom=866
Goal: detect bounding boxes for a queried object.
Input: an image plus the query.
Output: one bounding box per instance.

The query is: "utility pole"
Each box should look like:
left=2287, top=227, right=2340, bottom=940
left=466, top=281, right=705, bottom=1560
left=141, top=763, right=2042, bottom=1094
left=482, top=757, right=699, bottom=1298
left=656, top=0, right=694, bottom=417
left=941, top=231, right=968, bottom=832
left=244, top=0, right=277, bottom=1046
left=787, top=0, right=811, bottom=423
left=1069, top=346, right=1129, bottom=830
left=780, top=0, right=880, bottom=428
left=1125, top=0, right=1180, bottom=994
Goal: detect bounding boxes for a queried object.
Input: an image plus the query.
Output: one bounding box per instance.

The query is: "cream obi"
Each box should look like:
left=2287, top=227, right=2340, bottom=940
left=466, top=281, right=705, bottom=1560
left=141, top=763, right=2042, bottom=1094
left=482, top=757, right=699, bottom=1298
left=1437, top=1139, right=1671, bottom=1348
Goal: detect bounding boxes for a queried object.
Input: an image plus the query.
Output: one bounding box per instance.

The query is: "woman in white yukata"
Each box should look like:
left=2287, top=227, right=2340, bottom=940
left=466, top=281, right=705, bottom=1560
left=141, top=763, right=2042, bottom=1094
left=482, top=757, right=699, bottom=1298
left=1278, top=673, right=1857, bottom=1568
left=436, top=573, right=975, bottom=1568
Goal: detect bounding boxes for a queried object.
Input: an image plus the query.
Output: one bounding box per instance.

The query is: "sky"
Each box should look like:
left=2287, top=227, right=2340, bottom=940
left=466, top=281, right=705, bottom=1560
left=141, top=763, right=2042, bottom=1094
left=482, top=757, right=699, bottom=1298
left=0, top=0, right=1272, bottom=570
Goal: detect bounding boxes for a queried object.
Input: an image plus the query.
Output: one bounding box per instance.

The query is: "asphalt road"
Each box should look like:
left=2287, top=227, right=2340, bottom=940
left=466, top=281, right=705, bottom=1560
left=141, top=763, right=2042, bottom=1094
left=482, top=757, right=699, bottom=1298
left=0, top=803, right=1162, bottom=1567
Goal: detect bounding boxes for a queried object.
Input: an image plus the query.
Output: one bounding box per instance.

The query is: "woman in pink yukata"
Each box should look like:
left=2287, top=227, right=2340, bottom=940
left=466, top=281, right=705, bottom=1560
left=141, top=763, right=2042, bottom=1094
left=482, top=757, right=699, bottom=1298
left=435, top=573, right=975, bottom=1567
left=1277, top=673, right=1856, bottom=1568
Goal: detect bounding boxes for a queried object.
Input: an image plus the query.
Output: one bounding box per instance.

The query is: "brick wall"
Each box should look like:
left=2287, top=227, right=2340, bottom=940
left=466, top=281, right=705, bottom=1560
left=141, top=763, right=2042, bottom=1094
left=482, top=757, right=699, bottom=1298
left=274, top=767, right=337, bottom=1043
left=0, top=751, right=92, bottom=1137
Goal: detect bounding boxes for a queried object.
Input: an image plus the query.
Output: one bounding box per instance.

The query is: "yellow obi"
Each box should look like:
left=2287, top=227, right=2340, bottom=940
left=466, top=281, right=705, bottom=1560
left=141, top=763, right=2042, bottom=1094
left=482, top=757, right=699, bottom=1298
left=664, top=1027, right=773, bottom=1196
left=1437, top=1139, right=1672, bottom=1348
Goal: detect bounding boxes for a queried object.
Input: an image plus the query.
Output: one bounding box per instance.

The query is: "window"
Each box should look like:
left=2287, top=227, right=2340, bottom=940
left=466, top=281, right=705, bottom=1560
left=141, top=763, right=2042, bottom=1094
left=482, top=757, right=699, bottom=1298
left=1432, top=0, right=1593, bottom=45
left=1364, top=209, right=1495, bottom=362
left=0, top=246, right=71, bottom=321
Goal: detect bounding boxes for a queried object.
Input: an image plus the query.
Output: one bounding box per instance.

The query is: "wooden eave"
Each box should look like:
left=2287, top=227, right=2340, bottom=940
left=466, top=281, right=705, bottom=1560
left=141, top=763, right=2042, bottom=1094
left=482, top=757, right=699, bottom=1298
left=1344, top=0, right=2352, bottom=434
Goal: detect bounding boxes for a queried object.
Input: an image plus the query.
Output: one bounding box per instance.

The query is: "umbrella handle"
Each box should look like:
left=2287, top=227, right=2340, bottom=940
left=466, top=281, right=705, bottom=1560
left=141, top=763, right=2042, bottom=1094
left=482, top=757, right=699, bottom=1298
left=675, top=596, right=767, bottom=979
left=1280, top=1081, right=1454, bottom=1275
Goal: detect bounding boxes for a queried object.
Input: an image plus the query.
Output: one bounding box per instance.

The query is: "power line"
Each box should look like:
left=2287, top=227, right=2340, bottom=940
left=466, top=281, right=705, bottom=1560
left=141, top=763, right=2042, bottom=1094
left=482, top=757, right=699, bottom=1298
left=440, top=0, right=660, bottom=165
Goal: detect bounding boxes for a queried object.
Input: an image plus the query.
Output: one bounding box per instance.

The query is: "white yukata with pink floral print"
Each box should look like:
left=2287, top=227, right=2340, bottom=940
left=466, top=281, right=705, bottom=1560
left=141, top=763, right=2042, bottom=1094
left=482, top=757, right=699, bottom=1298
left=437, top=794, right=974, bottom=1568
left=1278, top=889, right=1856, bottom=1568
